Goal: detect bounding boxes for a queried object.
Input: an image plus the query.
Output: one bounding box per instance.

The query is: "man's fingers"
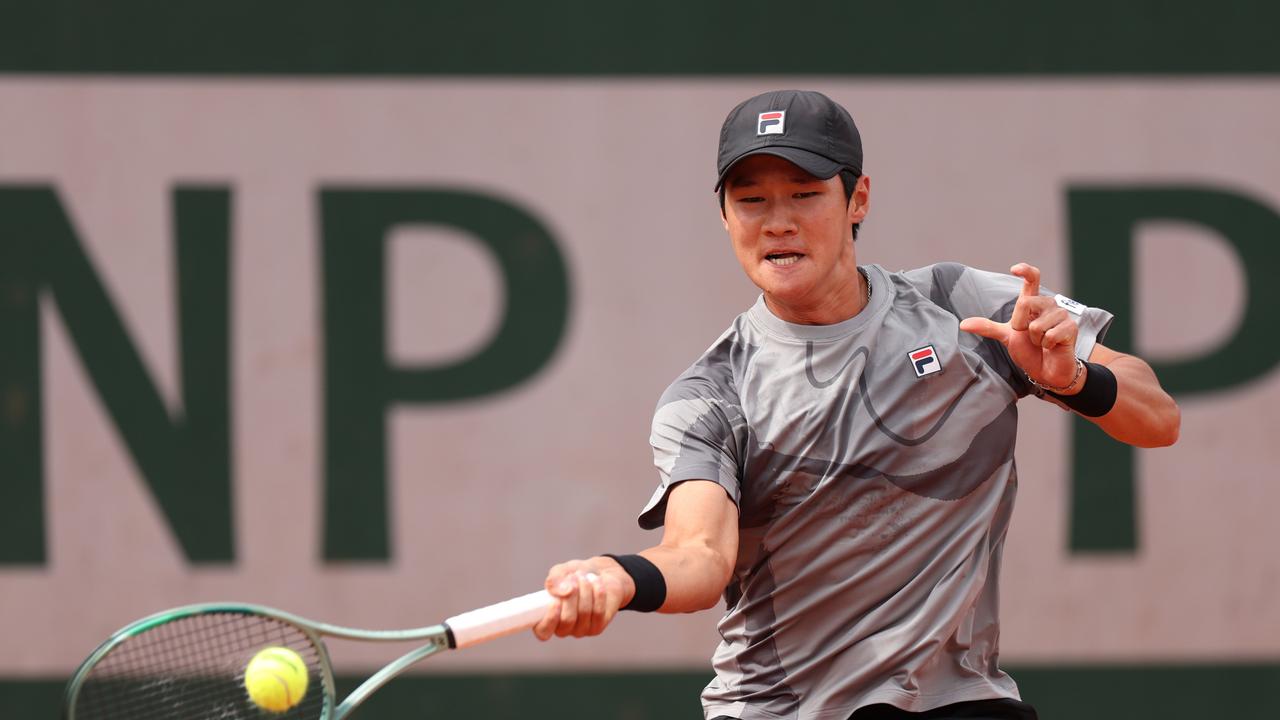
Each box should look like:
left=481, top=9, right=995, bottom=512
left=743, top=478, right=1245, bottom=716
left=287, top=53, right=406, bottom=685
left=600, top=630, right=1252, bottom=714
left=555, top=585, right=579, bottom=637
left=538, top=561, right=624, bottom=641
left=537, top=562, right=577, bottom=640
left=1028, top=307, right=1069, bottom=347
left=545, top=563, right=566, bottom=592
left=958, top=317, right=1008, bottom=342
left=593, top=577, right=623, bottom=636
left=1041, top=320, right=1077, bottom=350
left=533, top=598, right=562, bottom=641
left=571, top=573, right=595, bottom=637
left=1010, top=293, right=1057, bottom=334
left=1011, top=263, right=1041, bottom=298
left=1008, top=264, right=1042, bottom=331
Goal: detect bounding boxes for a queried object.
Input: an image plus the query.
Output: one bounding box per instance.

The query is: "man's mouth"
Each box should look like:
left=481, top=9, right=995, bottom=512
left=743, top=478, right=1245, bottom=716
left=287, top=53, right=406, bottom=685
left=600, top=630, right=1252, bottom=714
left=765, top=252, right=804, bottom=266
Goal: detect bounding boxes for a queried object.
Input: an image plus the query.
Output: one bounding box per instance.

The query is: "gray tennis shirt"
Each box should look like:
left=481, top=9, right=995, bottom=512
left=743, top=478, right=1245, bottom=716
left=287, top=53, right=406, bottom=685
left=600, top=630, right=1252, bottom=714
left=639, top=263, right=1113, bottom=720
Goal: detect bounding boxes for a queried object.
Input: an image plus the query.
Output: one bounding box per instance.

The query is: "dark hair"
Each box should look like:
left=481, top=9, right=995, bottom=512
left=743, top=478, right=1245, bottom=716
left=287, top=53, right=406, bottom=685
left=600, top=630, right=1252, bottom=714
left=719, top=169, right=862, bottom=240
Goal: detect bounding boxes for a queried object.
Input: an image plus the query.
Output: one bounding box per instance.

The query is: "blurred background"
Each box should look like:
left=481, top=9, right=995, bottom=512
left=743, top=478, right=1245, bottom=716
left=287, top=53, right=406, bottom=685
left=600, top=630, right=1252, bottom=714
left=2, top=2, right=1278, bottom=718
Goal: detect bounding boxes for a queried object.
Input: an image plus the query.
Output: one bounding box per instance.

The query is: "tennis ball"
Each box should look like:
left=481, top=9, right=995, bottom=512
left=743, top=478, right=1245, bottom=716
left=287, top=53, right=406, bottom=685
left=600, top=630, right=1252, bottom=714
left=244, top=646, right=309, bottom=713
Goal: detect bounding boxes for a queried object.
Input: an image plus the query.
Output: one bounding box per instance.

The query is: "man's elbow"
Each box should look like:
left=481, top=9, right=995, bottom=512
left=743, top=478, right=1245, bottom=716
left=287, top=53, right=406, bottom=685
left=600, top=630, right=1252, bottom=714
left=670, top=577, right=729, bottom=614
left=688, top=593, right=724, bottom=612
left=1155, top=403, right=1181, bottom=447
left=1137, top=400, right=1181, bottom=448
left=691, top=548, right=735, bottom=611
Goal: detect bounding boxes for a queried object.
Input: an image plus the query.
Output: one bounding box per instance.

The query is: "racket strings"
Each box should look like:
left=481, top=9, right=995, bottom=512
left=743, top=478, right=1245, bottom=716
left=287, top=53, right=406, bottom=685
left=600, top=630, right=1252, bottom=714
left=71, top=611, right=328, bottom=720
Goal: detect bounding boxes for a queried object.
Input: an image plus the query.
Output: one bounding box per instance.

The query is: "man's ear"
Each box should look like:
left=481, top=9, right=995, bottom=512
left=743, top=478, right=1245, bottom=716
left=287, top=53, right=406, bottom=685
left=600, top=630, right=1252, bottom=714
left=848, top=174, right=871, bottom=224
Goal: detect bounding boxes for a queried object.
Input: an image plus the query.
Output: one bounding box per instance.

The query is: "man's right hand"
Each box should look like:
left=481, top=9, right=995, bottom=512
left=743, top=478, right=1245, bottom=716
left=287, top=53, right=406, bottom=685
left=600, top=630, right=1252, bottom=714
left=533, top=556, right=635, bottom=640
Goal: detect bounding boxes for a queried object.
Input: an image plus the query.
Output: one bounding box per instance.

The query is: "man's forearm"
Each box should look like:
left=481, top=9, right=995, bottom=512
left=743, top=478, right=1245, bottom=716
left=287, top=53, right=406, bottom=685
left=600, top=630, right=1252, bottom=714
left=635, top=541, right=735, bottom=613
left=1073, top=353, right=1180, bottom=448
left=535, top=480, right=738, bottom=640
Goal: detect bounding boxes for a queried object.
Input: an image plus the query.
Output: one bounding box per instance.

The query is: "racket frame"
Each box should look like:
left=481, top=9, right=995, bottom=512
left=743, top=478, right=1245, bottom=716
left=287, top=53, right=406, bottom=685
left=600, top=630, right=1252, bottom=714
left=63, top=602, right=454, bottom=720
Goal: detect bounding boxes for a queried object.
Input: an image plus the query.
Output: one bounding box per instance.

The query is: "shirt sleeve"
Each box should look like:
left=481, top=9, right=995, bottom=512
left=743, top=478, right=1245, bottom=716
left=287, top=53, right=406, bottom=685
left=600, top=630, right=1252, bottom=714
left=904, top=262, right=1116, bottom=396
left=637, top=377, right=744, bottom=530
left=952, top=263, right=1113, bottom=359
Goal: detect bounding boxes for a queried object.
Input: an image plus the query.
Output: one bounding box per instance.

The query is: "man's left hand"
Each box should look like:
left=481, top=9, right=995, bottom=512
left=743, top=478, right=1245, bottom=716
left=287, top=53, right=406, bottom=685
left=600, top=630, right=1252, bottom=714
left=958, top=263, right=1081, bottom=392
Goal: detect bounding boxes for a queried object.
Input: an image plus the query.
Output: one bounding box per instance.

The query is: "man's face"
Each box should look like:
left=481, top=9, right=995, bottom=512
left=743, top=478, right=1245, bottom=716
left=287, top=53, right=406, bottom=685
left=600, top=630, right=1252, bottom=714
left=721, top=154, right=870, bottom=322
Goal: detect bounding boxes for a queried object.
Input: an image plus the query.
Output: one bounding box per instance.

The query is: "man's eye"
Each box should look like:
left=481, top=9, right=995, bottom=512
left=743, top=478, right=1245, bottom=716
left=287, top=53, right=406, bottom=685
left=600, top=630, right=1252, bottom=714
left=738, top=196, right=765, bottom=203
left=794, top=191, right=821, bottom=199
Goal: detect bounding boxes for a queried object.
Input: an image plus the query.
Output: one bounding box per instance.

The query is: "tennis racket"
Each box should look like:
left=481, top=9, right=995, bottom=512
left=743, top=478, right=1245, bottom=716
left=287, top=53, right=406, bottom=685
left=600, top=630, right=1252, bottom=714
left=64, top=590, right=552, bottom=719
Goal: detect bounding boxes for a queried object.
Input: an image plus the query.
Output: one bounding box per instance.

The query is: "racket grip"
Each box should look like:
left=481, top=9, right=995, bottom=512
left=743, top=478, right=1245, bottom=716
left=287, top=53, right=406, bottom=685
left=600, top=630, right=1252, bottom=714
left=444, top=589, right=553, bottom=649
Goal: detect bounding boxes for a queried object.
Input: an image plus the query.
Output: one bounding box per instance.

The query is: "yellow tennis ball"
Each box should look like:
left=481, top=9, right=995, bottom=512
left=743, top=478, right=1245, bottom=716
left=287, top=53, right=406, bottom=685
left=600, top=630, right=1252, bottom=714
left=244, top=646, right=309, bottom=713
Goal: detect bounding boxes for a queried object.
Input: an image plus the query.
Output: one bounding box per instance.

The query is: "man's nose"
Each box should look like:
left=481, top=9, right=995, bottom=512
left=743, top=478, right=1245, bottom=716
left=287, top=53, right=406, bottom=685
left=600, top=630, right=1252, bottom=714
left=761, top=203, right=798, bottom=236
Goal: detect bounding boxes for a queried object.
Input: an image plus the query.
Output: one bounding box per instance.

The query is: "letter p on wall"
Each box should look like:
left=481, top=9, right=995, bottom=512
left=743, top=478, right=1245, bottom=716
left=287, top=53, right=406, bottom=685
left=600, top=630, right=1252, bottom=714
left=1066, top=185, right=1280, bottom=553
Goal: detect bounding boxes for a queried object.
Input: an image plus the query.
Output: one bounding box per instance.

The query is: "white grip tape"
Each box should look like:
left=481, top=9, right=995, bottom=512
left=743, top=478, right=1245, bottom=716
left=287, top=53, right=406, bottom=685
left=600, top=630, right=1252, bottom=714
left=444, top=589, right=553, bottom=649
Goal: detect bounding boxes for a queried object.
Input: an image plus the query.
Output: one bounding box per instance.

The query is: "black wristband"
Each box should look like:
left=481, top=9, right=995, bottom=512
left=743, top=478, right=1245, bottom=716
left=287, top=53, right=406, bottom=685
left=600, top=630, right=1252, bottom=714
left=1049, top=361, right=1117, bottom=417
left=603, top=553, right=667, bottom=612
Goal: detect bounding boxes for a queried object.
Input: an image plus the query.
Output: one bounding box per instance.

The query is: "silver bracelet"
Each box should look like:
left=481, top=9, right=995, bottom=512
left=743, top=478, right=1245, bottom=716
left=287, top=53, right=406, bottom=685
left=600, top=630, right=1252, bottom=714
left=1025, top=357, right=1084, bottom=394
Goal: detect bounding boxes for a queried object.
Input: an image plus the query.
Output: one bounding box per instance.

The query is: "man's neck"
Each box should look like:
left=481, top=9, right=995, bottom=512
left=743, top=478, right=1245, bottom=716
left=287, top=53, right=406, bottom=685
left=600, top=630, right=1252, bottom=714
left=763, top=267, right=870, bottom=326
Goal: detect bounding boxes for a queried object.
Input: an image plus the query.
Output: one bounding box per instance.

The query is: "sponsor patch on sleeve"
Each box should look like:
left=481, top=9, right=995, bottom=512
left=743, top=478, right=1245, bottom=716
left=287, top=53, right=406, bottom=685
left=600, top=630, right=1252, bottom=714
left=1054, top=293, right=1086, bottom=316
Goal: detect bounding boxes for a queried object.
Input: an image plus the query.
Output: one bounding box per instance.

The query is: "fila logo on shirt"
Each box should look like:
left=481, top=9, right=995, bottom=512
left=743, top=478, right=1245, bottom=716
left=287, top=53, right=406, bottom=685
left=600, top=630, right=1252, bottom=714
left=909, top=345, right=942, bottom=378
left=758, top=110, right=785, bottom=135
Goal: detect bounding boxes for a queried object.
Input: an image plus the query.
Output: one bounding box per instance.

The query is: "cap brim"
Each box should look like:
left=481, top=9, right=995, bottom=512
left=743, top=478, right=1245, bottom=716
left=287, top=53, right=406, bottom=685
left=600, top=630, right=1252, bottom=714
left=714, top=146, right=844, bottom=191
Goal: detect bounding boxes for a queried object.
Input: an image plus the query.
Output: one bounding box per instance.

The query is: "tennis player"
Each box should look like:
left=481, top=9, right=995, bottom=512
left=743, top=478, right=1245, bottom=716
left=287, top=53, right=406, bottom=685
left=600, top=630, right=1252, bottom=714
left=534, top=90, right=1180, bottom=720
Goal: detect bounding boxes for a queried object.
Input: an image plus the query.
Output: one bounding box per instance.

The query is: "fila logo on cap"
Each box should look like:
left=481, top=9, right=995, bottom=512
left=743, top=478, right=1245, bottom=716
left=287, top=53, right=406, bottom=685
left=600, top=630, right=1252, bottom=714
left=757, top=111, right=785, bottom=135
left=909, top=345, right=942, bottom=378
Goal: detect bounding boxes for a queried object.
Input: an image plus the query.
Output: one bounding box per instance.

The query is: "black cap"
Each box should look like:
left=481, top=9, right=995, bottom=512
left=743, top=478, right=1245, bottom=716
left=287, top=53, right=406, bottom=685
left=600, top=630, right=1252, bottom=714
left=715, top=89, right=863, bottom=191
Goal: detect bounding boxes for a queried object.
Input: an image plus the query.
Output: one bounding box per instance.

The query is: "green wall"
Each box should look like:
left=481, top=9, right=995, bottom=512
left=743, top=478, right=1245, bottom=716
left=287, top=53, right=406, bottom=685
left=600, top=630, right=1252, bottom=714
left=3, top=1, right=1279, bottom=76
left=8, top=664, right=1280, bottom=718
